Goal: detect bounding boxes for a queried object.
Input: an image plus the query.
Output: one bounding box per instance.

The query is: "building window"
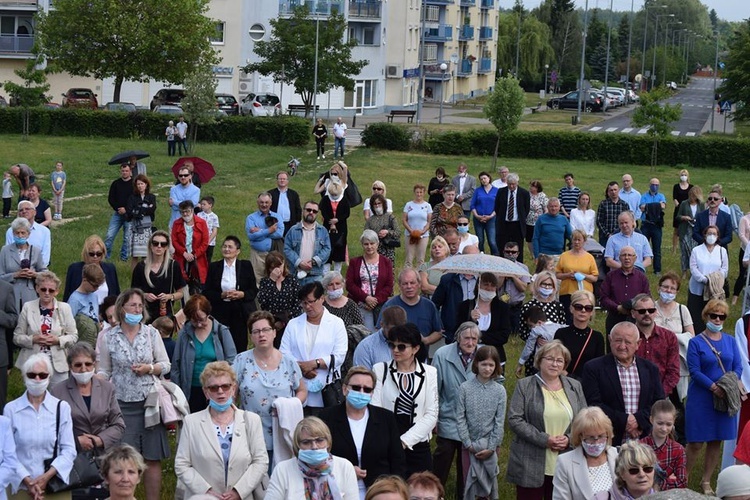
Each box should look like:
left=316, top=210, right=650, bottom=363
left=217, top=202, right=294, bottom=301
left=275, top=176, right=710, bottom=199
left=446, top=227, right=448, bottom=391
left=423, top=43, right=437, bottom=62
left=248, top=23, right=266, bottom=42
left=210, top=22, right=225, bottom=44
left=424, top=5, right=440, bottom=22
left=363, top=27, right=374, bottom=45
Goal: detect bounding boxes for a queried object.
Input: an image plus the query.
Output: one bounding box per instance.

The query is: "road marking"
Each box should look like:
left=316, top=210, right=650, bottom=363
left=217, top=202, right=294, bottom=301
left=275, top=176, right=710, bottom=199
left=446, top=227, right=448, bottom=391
left=637, top=128, right=649, bottom=134
left=671, top=131, right=680, bottom=136
left=606, top=127, right=618, bottom=132
left=590, top=126, right=602, bottom=131
left=622, top=127, right=634, bottom=133
left=686, top=132, right=696, bottom=137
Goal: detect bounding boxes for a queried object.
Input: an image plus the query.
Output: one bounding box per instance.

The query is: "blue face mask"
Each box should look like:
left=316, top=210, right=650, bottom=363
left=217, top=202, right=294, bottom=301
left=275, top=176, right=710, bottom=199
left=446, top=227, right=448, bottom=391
left=298, top=449, right=329, bottom=466
left=208, top=398, right=233, bottom=412
left=123, top=312, right=143, bottom=325
left=650, top=184, right=659, bottom=193
left=346, top=391, right=371, bottom=409
left=13, top=237, right=27, bottom=246
left=457, top=225, right=469, bottom=234
left=706, top=321, right=723, bottom=333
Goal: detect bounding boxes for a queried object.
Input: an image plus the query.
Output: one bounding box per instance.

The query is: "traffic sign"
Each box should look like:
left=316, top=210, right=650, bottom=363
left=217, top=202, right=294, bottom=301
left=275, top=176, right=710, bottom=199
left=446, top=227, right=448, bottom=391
left=721, top=101, right=731, bottom=112
left=550, top=70, right=558, bottom=83
left=719, top=62, right=725, bottom=69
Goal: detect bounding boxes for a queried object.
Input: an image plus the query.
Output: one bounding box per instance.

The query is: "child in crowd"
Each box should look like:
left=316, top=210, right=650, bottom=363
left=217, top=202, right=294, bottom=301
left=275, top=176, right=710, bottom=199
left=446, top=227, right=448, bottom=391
left=152, top=316, right=176, bottom=369
left=68, top=264, right=105, bottom=346
left=531, top=254, right=556, bottom=281
left=197, top=195, right=219, bottom=262
left=2, top=171, right=12, bottom=218
left=50, top=161, right=67, bottom=220
left=640, top=399, right=687, bottom=490
left=456, top=345, right=506, bottom=500
left=516, top=306, right=566, bottom=377
left=96, top=295, right=118, bottom=356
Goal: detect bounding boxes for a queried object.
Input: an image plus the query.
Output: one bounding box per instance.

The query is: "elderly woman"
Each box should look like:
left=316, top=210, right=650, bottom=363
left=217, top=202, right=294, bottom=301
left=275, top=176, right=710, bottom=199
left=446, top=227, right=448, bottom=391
left=364, top=193, right=400, bottom=265
left=131, top=230, right=186, bottom=323
left=506, top=340, right=587, bottom=499
left=50, top=342, right=125, bottom=456
left=570, top=192, right=596, bottom=238
left=14, top=271, right=77, bottom=385
left=266, top=417, right=359, bottom=499
left=402, top=184, right=432, bottom=269
left=320, top=366, right=405, bottom=499
left=63, top=235, right=120, bottom=303
left=519, top=271, right=567, bottom=376
left=555, top=229, right=599, bottom=321
left=533, top=197, right=571, bottom=259
left=97, top=288, right=171, bottom=500
left=25, top=183, right=52, bottom=227
left=419, top=236, right=449, bottom=299
left=371, top=323, right=438, bottom=477
left=234, top=311, right=306, bottom=468
left=346, top=230, right=394, bottom=332
left=685, top=299, right=743, bottom=496
left=688, top=224, right=728, bottom=333
left=429, top=184, right=463, bottom=238
left=363, top=180, right=393, bottom=219
left=321, top=181, right=351, bottom=274
left=677, top=185, right=704, bottom=276
left=608, top=441, right=658, bottom=499
left=256, top=251, right=302, bottom=334
left=126, top=174, right=156, bottom=269
left=6, top=353, right=76, bottom=499
left=553, top=407, right=618, bottom=500
left=323, top=271, right=364, bottom=326
left=172, top=295, right=237, bottom=413
left=553, top=290, right=604, bottom=381
left=470, top=171, right=499, bottom=255
left=428, top=167, right=450, bottom=208
left=175, top=361, right=268, bottom=499
left=99, top=444, right=146, bottom=500
left=526, top=180, right=549, bottom=257
left=0, top=217, right=47, bottom=308
left=172, top=199, right=209, bottom=293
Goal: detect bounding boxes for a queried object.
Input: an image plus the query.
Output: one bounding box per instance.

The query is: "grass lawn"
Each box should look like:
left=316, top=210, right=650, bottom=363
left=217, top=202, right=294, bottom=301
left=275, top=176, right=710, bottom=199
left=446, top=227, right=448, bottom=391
left=2, top=133, right=747, bottom=498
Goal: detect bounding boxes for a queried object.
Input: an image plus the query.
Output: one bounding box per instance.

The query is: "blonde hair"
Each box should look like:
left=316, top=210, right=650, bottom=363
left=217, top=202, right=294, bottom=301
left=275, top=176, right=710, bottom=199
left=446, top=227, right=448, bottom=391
left=571, top=407, right=613, bottom=447
left=293, top=417, right=332, bottom=455
left=570, top=290, right=596, bottom=320
left=144, top=230, right=173, bottom=288
left=614, top=441, right=658, bottom=489
left=533, top=339, right=571, bottom=370
left=371, top=180, right=387, bottom=197
left=199, top=361, right=237, bottom=388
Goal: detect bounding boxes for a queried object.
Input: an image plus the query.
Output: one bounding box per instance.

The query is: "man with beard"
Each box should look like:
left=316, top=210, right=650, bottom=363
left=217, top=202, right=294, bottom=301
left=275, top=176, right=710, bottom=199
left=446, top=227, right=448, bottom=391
left=284, top=200, right=330, bottom=286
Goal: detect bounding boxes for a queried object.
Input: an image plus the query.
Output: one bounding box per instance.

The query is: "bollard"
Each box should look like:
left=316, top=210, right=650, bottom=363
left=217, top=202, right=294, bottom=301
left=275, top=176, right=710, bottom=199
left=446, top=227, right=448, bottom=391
left=572, top=116, right=578, bottom=126
left=352, top=115, right=357, bottom=128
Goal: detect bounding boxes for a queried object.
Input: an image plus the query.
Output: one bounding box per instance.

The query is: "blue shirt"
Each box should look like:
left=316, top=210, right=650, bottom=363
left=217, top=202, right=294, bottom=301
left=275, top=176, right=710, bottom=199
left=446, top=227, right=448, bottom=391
left=169, top=183, right=201, bottom=226
left=470, top=186, right=498, bottom=216
left=67, top=290, right=99, bottom=321
left=604, top=231, right=654, bottom=270
left=376, top=295, right=443, bottom=339
left=276, top=190, right=291, bottom=223
left=353, top=329, right=392, bottom=370
left=619, top=188, right=642, bottom=219
left=245, top=210, right=284, bottom=252
left=638, top=191, right=666, bottom=221
left=532, top=213, right=572, bottom=256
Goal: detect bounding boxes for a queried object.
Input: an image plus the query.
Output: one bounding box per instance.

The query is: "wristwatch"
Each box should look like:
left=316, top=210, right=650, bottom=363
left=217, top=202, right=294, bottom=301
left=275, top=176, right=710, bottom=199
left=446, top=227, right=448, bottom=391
left=316, top=359, right=321, bottom=369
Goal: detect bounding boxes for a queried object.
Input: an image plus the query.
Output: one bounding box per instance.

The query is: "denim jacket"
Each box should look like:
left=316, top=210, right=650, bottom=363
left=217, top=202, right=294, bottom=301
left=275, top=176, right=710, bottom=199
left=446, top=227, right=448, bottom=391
left=283, top=222, right=331, bottom=277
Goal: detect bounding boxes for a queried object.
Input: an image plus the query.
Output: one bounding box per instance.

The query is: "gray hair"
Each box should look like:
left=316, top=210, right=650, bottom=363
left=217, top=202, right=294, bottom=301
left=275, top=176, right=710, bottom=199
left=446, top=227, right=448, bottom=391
left=360, top=229, right=379, bottom=244
left=321, top=270, right=343, bottom=288
left=35, top=271, right=61, bottom=289
left=23, top=352, right=53, bottom=376
left=10, top=217, right=30, bottom=233
left=507, top=173, right=519, bottom=184
left=455, top=321, right=481, bottom=340
left=66, top=342, right=97, bottom=366
left=618, top=210, right=636, bottom=223
left=17, top=200, right=33, bottom=211
left=547, top=197, right=560, bottom=205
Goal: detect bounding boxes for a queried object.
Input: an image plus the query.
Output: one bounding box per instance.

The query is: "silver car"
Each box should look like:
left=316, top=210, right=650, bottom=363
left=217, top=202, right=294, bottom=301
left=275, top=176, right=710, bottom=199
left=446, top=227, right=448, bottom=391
left=240, top=93, right=281, bottom=117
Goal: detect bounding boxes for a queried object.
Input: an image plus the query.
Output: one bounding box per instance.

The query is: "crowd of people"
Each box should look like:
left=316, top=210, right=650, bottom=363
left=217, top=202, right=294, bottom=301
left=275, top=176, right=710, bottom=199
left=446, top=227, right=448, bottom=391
left=0, top=158, right=749, bottom=500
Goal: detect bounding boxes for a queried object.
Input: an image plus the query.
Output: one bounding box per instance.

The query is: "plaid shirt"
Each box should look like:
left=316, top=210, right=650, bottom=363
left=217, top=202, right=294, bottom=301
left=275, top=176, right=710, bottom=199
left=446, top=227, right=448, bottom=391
left=616, top=358, right=641, bottom=415
left=596, top=198, right=631, bottom=239
left=637, top=325, right=680, bottom=396
left=640, top=435, right=687, bottom=489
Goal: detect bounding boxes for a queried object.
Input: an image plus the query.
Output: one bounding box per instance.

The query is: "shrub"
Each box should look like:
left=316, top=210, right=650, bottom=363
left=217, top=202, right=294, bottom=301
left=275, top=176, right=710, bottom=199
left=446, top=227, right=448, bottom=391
left=360, top=122, right=412, bottom=151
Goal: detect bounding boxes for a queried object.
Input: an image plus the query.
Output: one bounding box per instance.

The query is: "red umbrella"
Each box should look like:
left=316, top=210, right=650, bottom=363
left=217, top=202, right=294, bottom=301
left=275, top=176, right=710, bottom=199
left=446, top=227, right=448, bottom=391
left=171, top=157, right=216, bottom=184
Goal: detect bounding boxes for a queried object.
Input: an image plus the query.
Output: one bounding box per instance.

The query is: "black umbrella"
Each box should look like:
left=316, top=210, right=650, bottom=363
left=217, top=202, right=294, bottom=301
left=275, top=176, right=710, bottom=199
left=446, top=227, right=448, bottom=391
left=108, top=150, right=150, bottom=166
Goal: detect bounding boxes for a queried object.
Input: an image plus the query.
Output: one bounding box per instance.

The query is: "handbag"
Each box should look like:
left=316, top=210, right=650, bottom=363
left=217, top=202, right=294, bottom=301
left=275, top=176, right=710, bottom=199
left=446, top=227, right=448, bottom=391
left=155, top=377, right=184, bottom=425
left=44, top=401, right=103, bottom=493
left=700, top=333, right=748, bottom=415
left=321, top=355, right=344, bottom=407
left=381, top=234, right=401, bottom=248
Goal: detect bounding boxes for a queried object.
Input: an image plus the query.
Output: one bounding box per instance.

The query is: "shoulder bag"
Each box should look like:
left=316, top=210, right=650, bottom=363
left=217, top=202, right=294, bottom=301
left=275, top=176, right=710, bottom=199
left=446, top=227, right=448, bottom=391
left=321, top=354, right=344, bottom=407
left=700, top=333, right=748, bottom=415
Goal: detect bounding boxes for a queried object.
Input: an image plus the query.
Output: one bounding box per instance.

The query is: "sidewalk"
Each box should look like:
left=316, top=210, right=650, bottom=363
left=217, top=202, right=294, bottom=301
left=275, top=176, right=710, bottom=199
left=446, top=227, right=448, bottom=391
left=701, top=105, right=735, bottom=135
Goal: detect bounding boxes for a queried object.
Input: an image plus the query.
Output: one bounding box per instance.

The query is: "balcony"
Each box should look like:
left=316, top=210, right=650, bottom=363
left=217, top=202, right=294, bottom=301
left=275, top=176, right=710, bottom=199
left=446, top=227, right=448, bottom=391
left=423, top=62, right=452, bottom=80
left=479, top=26, right=493, bottom=40
left=348, top=0, right=381, bottom=19
left=459, top=25, right=474, bottom=41
left=480, top=0, right=494, bottom=8
left=460, top=0, right=476, bottom=5
left=424, top=24, right=453, bottom=42
left=0, top=34, right=33, bottom=54
left=278, top=0, right=343, bottom=16
left=478, top=58, right=492, bottom=73
left=0, top=0, right=37, bottom=8
left=457, top=58, right=473, bottom=76
left=425, top=0, right=453, bottom=4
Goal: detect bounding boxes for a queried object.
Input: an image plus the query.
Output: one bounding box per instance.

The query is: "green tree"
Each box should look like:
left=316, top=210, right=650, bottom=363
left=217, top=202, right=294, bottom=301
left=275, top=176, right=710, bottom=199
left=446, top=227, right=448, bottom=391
left=631, top=86, right=682, bottom=167
left=720, top=21, right=750, bottom=121
left=587, top=9, right=607, bottom=56
left=36, top=0, right=218, bottom=102
left=244, top=6, right=367, bottom=117
left=3, top=53, right=50, bottom=140
left=483, top=77, right=525, bottom=169
left=180, top=64, right=218, bottom=152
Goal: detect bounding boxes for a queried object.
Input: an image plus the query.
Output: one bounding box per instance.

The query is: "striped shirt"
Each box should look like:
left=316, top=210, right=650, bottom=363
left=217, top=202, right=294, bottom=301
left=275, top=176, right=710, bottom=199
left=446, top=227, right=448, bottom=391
left=558, top=186, right=581, bottom=215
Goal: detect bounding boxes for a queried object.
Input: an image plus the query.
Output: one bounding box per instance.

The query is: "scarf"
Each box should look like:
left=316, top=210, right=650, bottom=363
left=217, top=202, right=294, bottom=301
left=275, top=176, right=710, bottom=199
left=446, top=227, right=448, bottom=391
left=298, top=455, right=342, bottom=500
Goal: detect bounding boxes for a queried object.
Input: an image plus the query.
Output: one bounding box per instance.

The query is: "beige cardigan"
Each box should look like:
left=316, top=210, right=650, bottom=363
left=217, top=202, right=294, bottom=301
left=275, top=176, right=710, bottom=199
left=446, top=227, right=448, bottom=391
left=14, top=298, right=77, bottom=373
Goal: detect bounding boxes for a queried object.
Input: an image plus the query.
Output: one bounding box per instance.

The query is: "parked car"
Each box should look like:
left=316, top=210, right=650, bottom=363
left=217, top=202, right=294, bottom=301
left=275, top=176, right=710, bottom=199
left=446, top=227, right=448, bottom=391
left=61, top=88, right=98, bottom=109
left=667, top=81, right=678, bottom=90
left=626, top=90, right=640, bottom=103
left=152, top=105, right=184, bottom=115
left=607, top=88, right=627, bottom=105
left=0, top=96, right=6, bottom=108
left=215, top=93, right=239, bottom=115
left=103, top=102, right=137, bottom=112
left=547, top=91, right=603, bottom=112
left=150, top=88, right=186, bottom=110
left=240, top=92, right=281, bottom=117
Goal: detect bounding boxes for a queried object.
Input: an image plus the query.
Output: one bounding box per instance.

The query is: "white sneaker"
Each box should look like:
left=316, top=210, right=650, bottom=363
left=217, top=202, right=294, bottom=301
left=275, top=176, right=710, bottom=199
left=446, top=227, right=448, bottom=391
left=317, top=156, right=321, bottom=160
left=322, top=155, right=325, bottom=159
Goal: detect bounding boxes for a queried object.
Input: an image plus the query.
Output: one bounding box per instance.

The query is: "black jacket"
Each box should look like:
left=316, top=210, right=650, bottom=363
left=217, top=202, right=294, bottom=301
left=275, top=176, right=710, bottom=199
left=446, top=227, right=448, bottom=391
left=269, top=187, right=302, bottom=234
left=204, top=259, right=257, bottom=351
left=457, top=296, right=511, bottom=362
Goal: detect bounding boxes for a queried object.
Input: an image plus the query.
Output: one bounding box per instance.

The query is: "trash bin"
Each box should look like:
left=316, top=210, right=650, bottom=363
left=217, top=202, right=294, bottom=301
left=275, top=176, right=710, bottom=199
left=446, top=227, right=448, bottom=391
left=572, top=116, right=578, bottom=125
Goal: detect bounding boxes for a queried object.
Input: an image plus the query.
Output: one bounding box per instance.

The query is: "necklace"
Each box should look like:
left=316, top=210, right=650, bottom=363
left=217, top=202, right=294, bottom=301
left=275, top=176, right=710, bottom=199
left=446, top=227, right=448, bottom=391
left=254, top=349, right=275, bottom=368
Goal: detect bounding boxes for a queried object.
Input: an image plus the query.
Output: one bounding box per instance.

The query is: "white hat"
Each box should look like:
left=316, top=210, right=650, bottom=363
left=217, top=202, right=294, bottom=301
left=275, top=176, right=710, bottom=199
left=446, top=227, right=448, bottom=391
left=716, top=465, right=750, bottom=498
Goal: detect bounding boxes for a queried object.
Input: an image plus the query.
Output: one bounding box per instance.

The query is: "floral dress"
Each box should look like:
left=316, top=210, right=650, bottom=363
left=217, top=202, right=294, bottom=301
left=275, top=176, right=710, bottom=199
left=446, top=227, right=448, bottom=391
left=364, top=212, right=400, bottom=265
left=526, top=192, right=549, bottom=227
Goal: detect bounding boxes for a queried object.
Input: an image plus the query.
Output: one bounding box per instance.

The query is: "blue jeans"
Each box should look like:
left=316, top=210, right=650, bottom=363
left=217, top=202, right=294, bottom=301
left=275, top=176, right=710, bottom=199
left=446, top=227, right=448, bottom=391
left=641, top=222, right=662, bottom=273
left=473, top=215, right=498, bottom=255
left=334, top=137, right=345, bottom=158
left=105, top=212, right=131, bottom=261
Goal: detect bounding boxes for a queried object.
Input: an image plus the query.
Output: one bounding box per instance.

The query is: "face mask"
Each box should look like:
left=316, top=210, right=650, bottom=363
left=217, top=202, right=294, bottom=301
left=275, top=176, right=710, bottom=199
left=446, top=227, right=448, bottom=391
left=331, top=174, right=338, bottom=179
left=478, top=289, right=496, bottom=302
left=659, top=291, right=676, bottom=304
left=346, top=391, right=371, bottom=409
left=208, top=398, right=233, bottom=412
left=123, top=312, right=143, bottom=325
left=298, top=449, right=329, bottom=466
left=706, top=321, right=723, bottom=333
left=71, top=370, right=95, bottom=385
left=582, top=441, right=607, bottom=458
left=374, top=207, right=384, bottom=216
left=14, top=237, right=27, bottom=246
left=705, top=235, right=718, bottom=245
left=680, top=175, right=688, bottom=182
left=25, top=378, right=49, bottom=396
left=307, top=378, right=324, bottom=393
left=650, top=184, right=659, bottom=193
left=437, top=175, right=444, bottom=181
left=457, top=225, right=469, bottom=234
left=538, top=287, right=554, bottom=298
left=327, top=288, right=344, bottom=300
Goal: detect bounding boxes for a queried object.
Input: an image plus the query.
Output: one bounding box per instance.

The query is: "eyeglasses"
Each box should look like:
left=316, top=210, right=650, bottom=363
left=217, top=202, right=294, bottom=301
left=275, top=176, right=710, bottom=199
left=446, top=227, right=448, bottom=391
left=87, top=251, right=104, bottom=258
left=348, top=384, right=374, bottom=394
left=251, top=327, right=274, bottom=335
left=707, top=197, right=721, bottom=202
left=627, top=466, right=655, bottom=475
left=151, top=241, right=169, bottom=247
left=635, top=308, right=657, bottom=315
left=504, top=250, right=519, bottom=255
left=178, top=174, right=190, bottom=178
left=539, top=283, right=555, bottom=289
left=26, top=372, right=49, bottom=380
left=708, top=313, right=727, bottom=320
left=299, top=437, right=327, bottom=447
left=387, top=342, right=410, bottom=352
left=572, top=304, right=594, bottom=312
left=38, top=287, right=56, bottom=294
left=542, top=357, right=565, bottom=365
left=582, top=435, right=608, bottom=445
left=300, top=298, right=320, bottom=307
left=206, top=383, right=233, bottom=393
left=305, top=208, right=319, bottom=214
left=72, top=362, right=94, bottom=369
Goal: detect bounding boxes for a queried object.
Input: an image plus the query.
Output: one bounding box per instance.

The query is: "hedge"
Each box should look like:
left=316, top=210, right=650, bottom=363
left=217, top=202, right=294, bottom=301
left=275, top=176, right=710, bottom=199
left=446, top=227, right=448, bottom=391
left=362, top=124, right=750, bottom=169
left=0, top=107, right=310, bottom=146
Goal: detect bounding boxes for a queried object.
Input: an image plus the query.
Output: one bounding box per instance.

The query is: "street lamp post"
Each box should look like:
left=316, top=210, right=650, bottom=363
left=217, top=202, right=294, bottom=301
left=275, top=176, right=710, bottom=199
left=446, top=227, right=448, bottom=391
left=576, top=0, right=589, bottom=125
left=544, top=64, right=549, bottom=95
left=603, top=0, right=614, bottom=103
left=624, top=0, right=634, bottom=100
left=416, top=0, right=426, bottom=124
left=662, top=20, right=680, bottom=85
left=312, top=15, right=320, bottom=124
left=641, top=3, right=667, bottom=92
left=651, top=13, right=674, bottom=89
left=710, top=30, right=719, bottom=133
left=439, top=62, right=448, bottom=124
left=514, top=6, right=522, bottom=77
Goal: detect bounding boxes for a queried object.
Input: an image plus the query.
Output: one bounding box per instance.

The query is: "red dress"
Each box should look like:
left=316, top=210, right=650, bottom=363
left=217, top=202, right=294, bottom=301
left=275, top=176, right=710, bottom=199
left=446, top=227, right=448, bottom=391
left=171, top=216, right=209, bottom=284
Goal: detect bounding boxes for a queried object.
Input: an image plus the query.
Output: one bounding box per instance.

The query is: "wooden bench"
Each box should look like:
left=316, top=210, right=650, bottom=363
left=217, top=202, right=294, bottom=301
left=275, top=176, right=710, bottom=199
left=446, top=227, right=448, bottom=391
left=287, top=104, right=319, bottom=116
left=387, top=109, right=416, bottom=122
left=530, top=102, right=543, bottom=114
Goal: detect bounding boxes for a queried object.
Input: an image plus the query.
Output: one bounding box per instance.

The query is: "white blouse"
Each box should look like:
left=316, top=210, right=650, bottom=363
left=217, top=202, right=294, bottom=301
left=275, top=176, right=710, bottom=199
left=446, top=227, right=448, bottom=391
left=570, top=208, right=596, bottom=237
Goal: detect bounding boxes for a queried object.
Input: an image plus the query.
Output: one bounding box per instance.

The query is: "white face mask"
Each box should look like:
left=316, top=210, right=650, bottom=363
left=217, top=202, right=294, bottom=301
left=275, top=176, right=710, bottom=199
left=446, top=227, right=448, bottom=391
left=25, top=378, right=49, bottom=396
left=538, top=287, right=554, bottom=298
left=374, top=206, right=384, bottom=216
left=706, top=234, right=718, bottom=245
left=478, top=289, right=496, bottom=302
left=327, top=287, right=344, bottom=300
left=680, top=175, right=688, bottom=182
left=71, top=370, right=95, bottom=385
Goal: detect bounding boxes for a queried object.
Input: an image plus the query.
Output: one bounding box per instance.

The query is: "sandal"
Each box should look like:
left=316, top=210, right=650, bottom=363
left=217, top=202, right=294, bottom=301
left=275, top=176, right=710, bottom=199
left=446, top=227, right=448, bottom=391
left=701, top=481, right=714, bottom=496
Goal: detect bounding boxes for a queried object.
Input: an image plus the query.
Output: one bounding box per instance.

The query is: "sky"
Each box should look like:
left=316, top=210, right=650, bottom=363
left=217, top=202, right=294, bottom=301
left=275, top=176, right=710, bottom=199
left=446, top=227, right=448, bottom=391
left=570, top=0, right=749, bottom=23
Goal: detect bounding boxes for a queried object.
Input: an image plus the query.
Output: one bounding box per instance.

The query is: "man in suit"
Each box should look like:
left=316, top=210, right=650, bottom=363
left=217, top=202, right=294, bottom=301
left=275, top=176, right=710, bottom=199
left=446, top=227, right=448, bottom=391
left=582, top=321, right=665, bottom=445
left=269, top=170, right=301, bottom=237
left=693, top=187, right=733, bottom=248
left=494, top=172, right=531, bottom=263
left=451, top=163, right=476, bottom=218
left=0, top=280, right=17, bottom=412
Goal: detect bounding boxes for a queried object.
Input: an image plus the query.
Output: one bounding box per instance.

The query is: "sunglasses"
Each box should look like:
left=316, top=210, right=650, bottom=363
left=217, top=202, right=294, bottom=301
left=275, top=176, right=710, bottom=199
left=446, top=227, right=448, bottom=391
left=504, top=250, right=519, bottom=254
left=348, top=384, right=374, bottom=394
left=305, top=208, right=319, bottom=214
left=151, top=241, right=169, bottom=247
left=572, top=304, right=594, bottom=312
left=26, top=372, right=49, bottom=380
left=387, top=342, right=410, bottom=352
left=708, top=313, right=727, bottom=320
left=178, top=174, right=190, bottom=178
left=635, top=308, right=657, bottom=315
left=627, top=466, right=655, bottom=475
left=88, top=251, right=104, bottom=258
left=372, top=187, right=383, bottom=191
left=457, top=223, right=469, bottom=227
left=38, top=287, right=56, bottom=294
left=206, top=383, right=233, bottom=393
left=707, top=197, right=721, bottom=201
left=72, top=362, right=94, bottom=369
